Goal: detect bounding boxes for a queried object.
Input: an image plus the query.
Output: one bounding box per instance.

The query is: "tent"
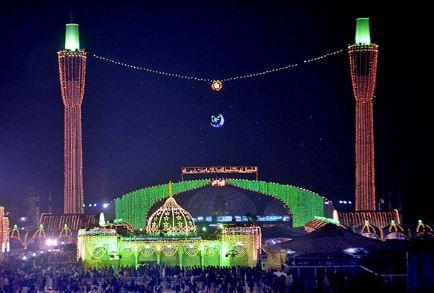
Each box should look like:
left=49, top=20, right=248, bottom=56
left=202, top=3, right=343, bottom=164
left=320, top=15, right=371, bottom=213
left=267, top=223, right=382, bottom=255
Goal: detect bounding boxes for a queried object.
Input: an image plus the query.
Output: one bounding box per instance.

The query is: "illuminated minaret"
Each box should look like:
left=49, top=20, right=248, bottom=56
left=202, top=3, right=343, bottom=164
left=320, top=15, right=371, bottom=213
left=348, top=18, right=378, bottom=211
left=58, top=24, right=86, bottom=214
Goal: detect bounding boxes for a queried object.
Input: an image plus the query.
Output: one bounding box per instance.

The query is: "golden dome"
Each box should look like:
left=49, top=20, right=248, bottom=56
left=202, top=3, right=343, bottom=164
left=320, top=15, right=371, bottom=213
left=146, top=182, right=197, bottom=237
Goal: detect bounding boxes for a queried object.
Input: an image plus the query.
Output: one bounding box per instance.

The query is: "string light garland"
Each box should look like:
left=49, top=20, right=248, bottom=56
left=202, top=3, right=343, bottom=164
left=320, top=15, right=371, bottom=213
left=79, top=231, right=262, bottom=267
left=146, top=195, right=197, bottom=237
left=91, top=48, right=343, bottom=89
left=227, top=179, right=324, bottom=227
left=115, top=180, right=210, bottom=230
left=58, top=49, right=86, bottom=214
left=350, top=45, right=378, bottom=211
left=115, top=179, right=325, bottom=229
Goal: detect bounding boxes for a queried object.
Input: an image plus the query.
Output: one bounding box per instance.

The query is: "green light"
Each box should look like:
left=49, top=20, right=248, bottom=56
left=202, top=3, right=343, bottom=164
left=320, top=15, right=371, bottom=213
left=202, top=227, right=207, bottom=232
left=391, top=220, right=395, bottom=225
left=115, top=180, right=210, bottom=230
left=355, top=18, right=371, bottom=45
left=115, top=179, right=324, bottom=229
left=65, top=23, right=80, bottom=50
left=227, top=179, right=324, bottom=227
left=314, top=216, right=340, bottom=225
left=418, top=219, right=423, bottom=225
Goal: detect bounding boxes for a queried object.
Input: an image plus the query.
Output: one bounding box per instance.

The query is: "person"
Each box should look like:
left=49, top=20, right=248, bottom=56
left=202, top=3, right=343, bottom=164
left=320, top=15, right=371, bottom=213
left=1, top=251, right=399, bottom=292
left=248, top=279, right=254, bottom=292
left=286, top=273, right=293, bottom=288
left=274, top=269, right=287, bottom=278
left=323, top=274, right=330, bottom=292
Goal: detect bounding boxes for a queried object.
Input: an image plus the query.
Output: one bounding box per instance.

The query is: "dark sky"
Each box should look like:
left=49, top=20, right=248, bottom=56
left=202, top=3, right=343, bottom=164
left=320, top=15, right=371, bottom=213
left=0, top=1, right=431, bottom=223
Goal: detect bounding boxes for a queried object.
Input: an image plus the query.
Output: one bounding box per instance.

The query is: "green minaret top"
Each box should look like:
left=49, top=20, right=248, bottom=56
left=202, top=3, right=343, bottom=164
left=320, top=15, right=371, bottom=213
left=65, top=23, right=80, bottom=50
left=355, top=18, right=371, bottom=45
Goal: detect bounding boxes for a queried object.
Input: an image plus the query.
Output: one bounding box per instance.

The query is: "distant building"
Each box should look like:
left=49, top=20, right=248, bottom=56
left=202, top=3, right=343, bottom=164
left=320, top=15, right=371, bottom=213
left=26, top=194, right=41, bottom=228
left=39, top=213, right=97, bottom=232
left=0, top=206, right=10, bottom=256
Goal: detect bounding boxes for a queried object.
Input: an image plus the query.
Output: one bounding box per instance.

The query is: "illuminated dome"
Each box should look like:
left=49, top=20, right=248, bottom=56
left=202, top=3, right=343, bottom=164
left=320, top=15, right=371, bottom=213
left=414, top=220, right=434, bottom=239
left=146, top=183, right=197, bottom=237
left=383, top=220, right=407, bottom=240
left=357, top=220, right=381, bottom=240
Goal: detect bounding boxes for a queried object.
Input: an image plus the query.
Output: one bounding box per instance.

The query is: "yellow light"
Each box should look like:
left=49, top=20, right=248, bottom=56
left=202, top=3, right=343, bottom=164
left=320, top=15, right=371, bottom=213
left=211, top=80, right=223, bottom=91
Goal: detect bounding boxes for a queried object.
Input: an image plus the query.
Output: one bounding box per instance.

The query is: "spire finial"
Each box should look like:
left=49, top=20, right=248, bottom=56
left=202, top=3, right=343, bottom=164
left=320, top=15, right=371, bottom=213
left=355, top=18, right=371, bottom=45
left=65, top=23, right=80, bottom=50
left=169, top=181, right=174, bottom=197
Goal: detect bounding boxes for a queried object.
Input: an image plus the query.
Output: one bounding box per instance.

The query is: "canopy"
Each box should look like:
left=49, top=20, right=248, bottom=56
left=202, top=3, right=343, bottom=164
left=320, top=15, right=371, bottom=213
left=268, top=223, right=381, bottom=255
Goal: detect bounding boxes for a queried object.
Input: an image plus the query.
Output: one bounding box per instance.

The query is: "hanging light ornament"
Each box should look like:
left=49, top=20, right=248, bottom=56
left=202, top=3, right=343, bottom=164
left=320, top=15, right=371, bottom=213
left=211, top=80, right=223, bottom=91
left=92, top=48, right=343, bottom=90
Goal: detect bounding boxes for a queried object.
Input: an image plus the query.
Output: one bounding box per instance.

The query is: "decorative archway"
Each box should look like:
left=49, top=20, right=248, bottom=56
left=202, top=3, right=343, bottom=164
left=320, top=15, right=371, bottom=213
left=115, top=179, right=324, bottom=229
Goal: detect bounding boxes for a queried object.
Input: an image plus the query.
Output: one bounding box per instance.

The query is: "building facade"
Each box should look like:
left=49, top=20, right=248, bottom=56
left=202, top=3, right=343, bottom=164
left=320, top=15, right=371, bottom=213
left=78, top=185, right=261, bottom=268
left=77, top=227, right=261, bottom=269
left=0, top=206, right=10, bottom=256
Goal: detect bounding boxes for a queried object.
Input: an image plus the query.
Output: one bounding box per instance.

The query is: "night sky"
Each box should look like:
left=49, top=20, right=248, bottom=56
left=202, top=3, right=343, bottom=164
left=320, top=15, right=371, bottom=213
left=0, top=1, right=431, bottom=223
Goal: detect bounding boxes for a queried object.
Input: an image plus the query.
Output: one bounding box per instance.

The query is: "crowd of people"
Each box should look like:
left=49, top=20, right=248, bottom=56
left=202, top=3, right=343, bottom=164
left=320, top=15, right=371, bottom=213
left=0, top=251, right=391, bottom=292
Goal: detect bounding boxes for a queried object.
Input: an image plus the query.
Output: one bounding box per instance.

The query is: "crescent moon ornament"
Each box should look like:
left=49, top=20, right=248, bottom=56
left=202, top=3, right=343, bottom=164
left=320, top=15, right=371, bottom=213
left=210, top=114, right=225, bottom=128
left=211, top=80, right=223, bottom=91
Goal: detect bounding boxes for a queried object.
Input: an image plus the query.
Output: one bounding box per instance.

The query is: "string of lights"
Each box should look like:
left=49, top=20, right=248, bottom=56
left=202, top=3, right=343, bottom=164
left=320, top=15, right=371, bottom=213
left=227, top=179, right=324, bottom=227
left=91, top=48, right=343, bottom=90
